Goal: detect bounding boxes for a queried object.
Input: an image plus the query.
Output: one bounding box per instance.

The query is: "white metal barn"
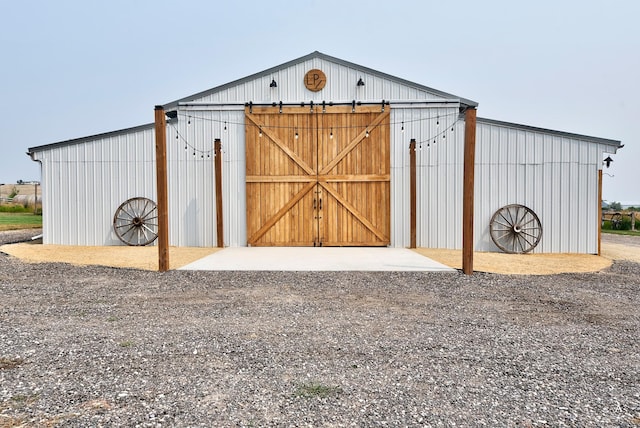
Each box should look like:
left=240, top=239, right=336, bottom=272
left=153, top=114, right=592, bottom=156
left=28, top=51, right=622, bottom=254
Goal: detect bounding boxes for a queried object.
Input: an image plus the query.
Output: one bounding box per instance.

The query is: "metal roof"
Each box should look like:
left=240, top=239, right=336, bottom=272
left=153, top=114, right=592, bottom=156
left=477, top=117, right=622, bottom=149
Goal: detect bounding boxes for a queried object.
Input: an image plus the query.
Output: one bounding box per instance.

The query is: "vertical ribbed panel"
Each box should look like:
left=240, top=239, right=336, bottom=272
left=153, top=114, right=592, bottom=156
left=168, top=109, right=245, bottom=247
left=475, top=120, right=607, bottom=254
left=389, top=109, right=407, bottom=248
left=168, top=112, right=214, bottom=247
left=222, top=111, right=247, bottom=247
left=33, top=126, right=156, bottom=245
left=189, top=58, right=450, bottom=105
left=390, top=107, right=464, bottom=249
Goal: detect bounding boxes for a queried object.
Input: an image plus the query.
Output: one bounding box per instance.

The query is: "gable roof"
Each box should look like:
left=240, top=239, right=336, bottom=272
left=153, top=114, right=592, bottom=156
left=28, top=51, right=622, bottom=154
left=161, top=51, right=479, bottom=111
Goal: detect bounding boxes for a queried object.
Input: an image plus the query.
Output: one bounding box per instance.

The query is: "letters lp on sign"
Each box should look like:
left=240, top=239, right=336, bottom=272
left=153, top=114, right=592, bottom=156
left=304, top=69, right=326, bottom=92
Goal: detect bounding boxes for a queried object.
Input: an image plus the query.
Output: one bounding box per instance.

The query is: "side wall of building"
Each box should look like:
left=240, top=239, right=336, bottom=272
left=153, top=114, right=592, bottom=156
left=33, top=126, right=157, bottom=245
left=474, top=119, right=613, bottom=253
left=32, top=121, right=226, bottom=247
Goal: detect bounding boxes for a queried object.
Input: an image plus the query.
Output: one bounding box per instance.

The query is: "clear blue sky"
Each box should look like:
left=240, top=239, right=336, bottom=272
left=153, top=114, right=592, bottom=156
left=1, top=0, right=637, bottom=204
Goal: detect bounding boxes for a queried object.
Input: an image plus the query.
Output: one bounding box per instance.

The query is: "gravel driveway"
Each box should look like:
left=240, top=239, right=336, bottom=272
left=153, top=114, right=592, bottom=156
left=1, top=230, right=639, bottom=427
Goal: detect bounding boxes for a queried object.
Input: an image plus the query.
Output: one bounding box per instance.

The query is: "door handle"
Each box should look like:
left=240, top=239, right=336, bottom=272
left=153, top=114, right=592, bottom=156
left=319, top=198, right=322, bottom=210
left=313, top=198, right=317, bottom=210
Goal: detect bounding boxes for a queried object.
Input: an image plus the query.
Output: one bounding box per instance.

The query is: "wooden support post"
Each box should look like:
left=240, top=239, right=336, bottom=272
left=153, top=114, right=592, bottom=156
left=632, top=211, right=636, bottom=231
left=154, top=106, right=170, bottom=272
left=462, top=107, right=477, bottom=275
left=597, top=169, right=603, bottom=256
left=214, top=139, right=224, bottom=248
left=409, top=139, right=417, bottom=248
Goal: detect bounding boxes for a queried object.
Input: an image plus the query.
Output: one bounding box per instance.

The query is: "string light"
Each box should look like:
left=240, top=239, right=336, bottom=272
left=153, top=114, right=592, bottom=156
left=176, top=109, right=458, bottom=133
left=411, top=115, right=462, bottom=149
left=168, top=121, right=213, bottom=160
left=173, top=109, right=461, bottom=155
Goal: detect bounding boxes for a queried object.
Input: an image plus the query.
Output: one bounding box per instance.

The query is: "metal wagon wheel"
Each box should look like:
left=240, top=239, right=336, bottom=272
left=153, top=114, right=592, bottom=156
left=610, top=213, right=622, bottom=230
left=113, top=197, right=159, bottom=246
left=489, top=204, right=542, bottom=254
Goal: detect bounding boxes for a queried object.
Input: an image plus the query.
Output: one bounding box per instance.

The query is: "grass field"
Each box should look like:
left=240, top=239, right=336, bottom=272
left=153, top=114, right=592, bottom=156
left=602, top=229, right=640, bottom=237
left=0, top=212, right=42, bottom=231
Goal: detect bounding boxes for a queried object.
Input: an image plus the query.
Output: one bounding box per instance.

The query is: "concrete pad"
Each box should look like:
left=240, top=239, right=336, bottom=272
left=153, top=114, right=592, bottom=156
left=179, top=247, right=456, bottom=272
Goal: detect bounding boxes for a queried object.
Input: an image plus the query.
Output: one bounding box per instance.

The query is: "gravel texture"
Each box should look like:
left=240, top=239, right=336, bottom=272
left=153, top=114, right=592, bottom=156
left=0, top=229, right=42, bottom=246
left=1, top=231, right=639, bottom=427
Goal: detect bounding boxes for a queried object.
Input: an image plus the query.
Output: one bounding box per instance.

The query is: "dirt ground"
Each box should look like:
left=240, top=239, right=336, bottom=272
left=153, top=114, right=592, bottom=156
left=0, top=242, right=220, bottom=271
left=0, top=232, right=638, bottom=274
left=1, top=228, right=639, bottom=425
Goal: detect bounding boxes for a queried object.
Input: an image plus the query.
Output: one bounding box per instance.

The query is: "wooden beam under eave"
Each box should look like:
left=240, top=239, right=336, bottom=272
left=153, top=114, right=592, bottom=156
left=462, top=108, right=477, bottom=275
left=154, top=106, right=170, bottom=272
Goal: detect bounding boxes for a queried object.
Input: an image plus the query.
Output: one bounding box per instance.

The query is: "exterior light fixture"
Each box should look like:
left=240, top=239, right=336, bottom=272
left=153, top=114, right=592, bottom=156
left=270, top=79, right=277, bottom=88
left=603, top=156, right=613, bottom=168
left=357, top=77, right=365, bottom=86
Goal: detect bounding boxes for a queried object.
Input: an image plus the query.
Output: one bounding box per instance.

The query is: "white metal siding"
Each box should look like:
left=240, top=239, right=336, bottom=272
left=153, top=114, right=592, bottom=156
left=390, top=107, right=464, bottom=249
left=33, top=127, right=156, bottom=245
left=185, top=58, right=450, bottom=105
left=475, top=120, right=608, bottom=254
left=168, top=115, right=216, bottom=247
left=170, top=108, right=246, bottom=247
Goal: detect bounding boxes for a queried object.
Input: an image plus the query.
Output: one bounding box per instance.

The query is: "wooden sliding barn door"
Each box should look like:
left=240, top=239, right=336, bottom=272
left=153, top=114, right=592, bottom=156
left=245, top=105, right=390, bottom=247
